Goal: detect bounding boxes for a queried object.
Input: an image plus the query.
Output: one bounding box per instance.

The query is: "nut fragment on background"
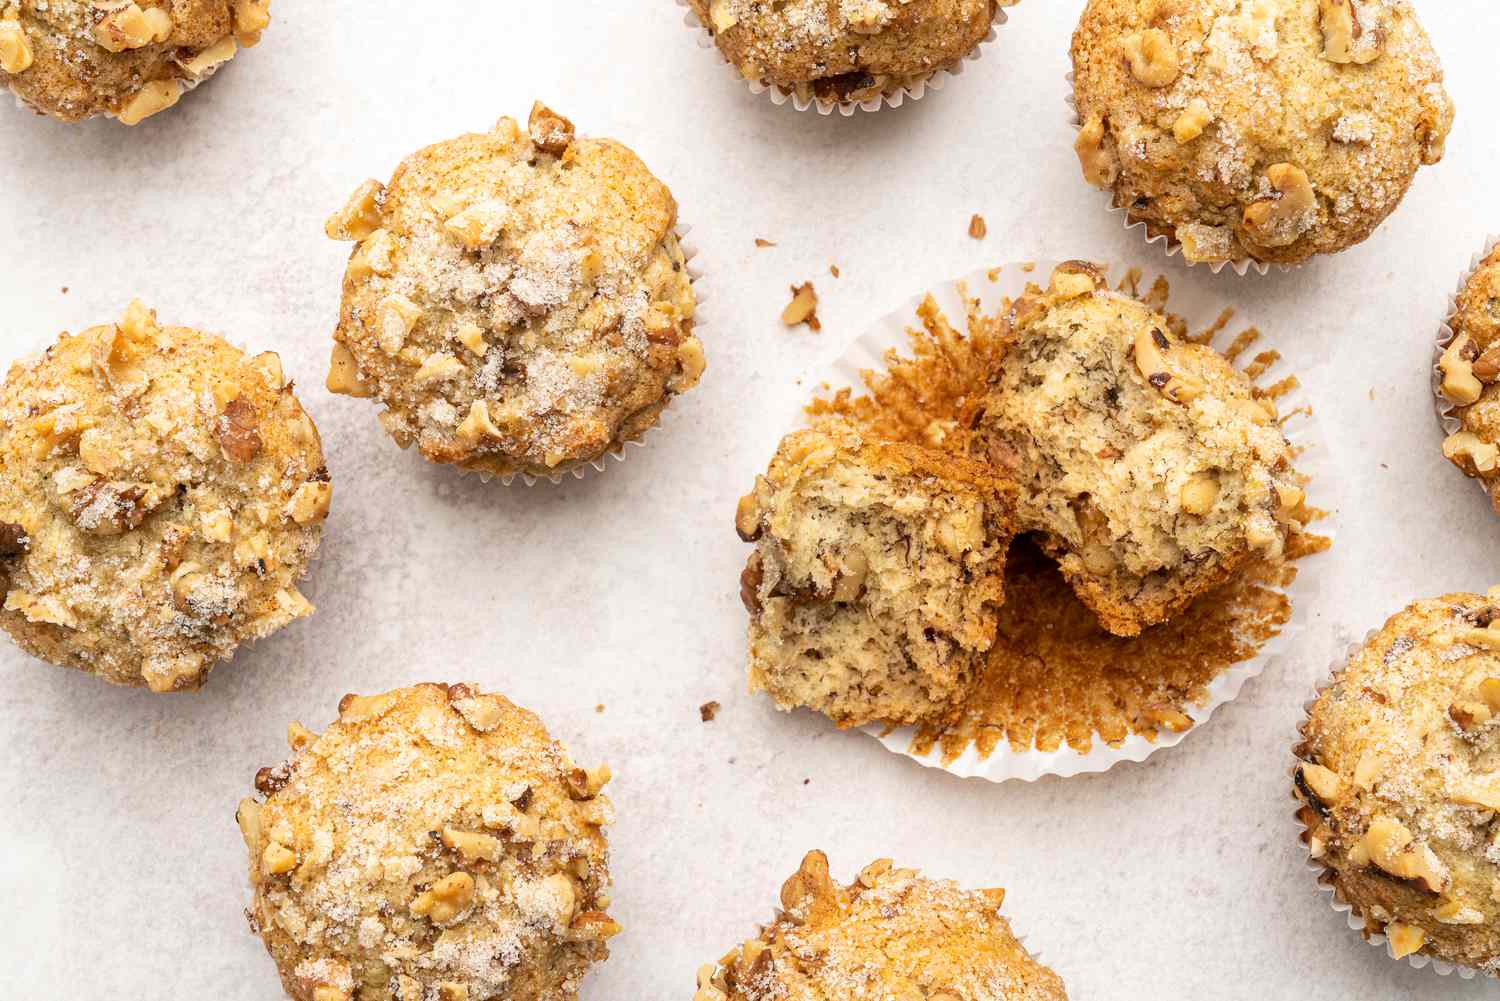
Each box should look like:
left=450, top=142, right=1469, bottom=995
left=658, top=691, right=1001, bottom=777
left=968, top=214, right=987, bottom=239
left=782, top=283, right=820, bottom=332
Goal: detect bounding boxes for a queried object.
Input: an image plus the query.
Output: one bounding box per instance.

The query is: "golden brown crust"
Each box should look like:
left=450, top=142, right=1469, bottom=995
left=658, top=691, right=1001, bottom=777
left=738, top=422, right=1016, bottom=728
left=240, top=683, right=618, bottom=1001
left=1297, top=592, right=1500, bottom=974
left=327, top=105, right=702, bottom=479
left=0, top=0, right=268, bottom=124
left=1071, top=0, right=1453, bottom=265
left=688, top=0, right=1008, bottom=103
left=696, top=850, right=1067, bottom=1001
left=0, top=302, right=326, bottom=691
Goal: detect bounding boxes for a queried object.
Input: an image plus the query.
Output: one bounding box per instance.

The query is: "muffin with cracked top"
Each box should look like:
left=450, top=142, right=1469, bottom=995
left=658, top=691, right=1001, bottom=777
left=239, top=683, right=620, bottom=1001
left=688, top=0, right=1016, bottom=108
left=0, top=0, right=270, bottom=124
left=1071, top=0, right=1453, bottom=267
left=1296, top=590, right=1500, bottom=974
left=325, top=102, right=703, bottom=480
left=692, top=850, right=1067, bottom=1001
left=0, top=301, right=327, bottom=692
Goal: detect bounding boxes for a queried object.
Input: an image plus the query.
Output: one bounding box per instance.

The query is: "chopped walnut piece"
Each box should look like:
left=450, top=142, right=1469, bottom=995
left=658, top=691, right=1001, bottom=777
left=232, top=0, right=271, bottom=46
left=1386, top=921, right=1425, bottom=959
left=0, top=522, right=30, bottom=558
left=968, top=214, right=987, bottom=240
left=337, top=691, right=398, bottom=723
left=1319, top=0, right=1383, bottom=65
left=94, top=3, right=173, bottom=53
left=410, top=872, right=475, bottom=925
left=528, top=101, right=575, bottom=156
left=117, top=80, right=180, bottom=125
left=286, top=481, right=332, bottom=526
left=1120, top=28, right=1179, bottom=87
left=1440, top=334, right=1484, bottom=405
left=1297, top=763, right=1345, bottom=807
left=1178, top=474, right=1219, bottom=516
left=218, top=398, right=263, bottom=464
left=754, top=238, right=776, bottom=248
left=325, top=180, right=385, bottom=241
left=1443, top=431, right=1500, bottom=476
left=1173, top=98, right=1213, bottom=143
left=781, top=283, right=820, bottom=332
left=0, top=18, right=34, bottom=74
left=699, top=701, right=720, bottom=722
left=326, top=343, right=372, bottom=398
left=1133, top=326, right=1203, bottom=405
left=441, top=828, right=502, bottom=864
left=1242, top=164, right=1317, bottom=249
left=1074, top=113, right=1119, bottom=188
left=569, top=910, right=622, bottom=940
left=177, top=35, right=237, bottom=76
left=261, top=841, right=296, bottom=876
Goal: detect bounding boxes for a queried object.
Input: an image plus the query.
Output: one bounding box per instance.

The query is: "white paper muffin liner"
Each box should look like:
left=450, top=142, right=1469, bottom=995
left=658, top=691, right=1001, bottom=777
left=487, top=222, right=707, bottom=486
left=1292, top=633, right=1483, bottom=980
left=1064, top=73, right=1292, bottom=278
left=678, top=0, right=1009, bottom=116
left=1431, top=234, right=1500, bottom=507
left=793, top=260, right=1335, bottom=782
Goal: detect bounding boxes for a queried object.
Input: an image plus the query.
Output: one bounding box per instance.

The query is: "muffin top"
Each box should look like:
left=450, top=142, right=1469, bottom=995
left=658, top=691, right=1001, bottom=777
left=971, top=263, right=1304, bottom=637
left=325, top=103, right=703, bottom=480
left=1297, top=591, right=1500, bottom=973
left=0, top=302, right=326, bottom=692
left=1071, top=0, right=1453, bottom=266
left=689, top=0, right=1008, bottom=103
left=0, top=0, right=269, bottom=124
left=239, top=683, right=619, bottom=1001
left=695, top=850, right=1067, bottom=1001
left=736, top=422, right=1014, bottom=727
left=1439, top=244, right=1500, bottom=512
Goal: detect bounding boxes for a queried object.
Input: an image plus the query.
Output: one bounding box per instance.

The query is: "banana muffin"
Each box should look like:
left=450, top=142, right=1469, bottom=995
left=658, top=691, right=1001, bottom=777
left=325, top=103, right=703, bottom=481
left=1439, top=243, right=1500, bottom=512
left=692, top=850, right=1067, bottom=1001
left=1071, top=0, right=1453, bottom=267
left=1295, top=591, right=1500, bottom=974
left=688, top=0, right=1013, bottom=107
left=239, top=683, right=619, bottom=1001
left=736, top=423, right=1015, bottom=728
left=0, top=302, right=327, bottom=692
left=971, top=263, right=1305, bottom=637
left=0, top=0, right=270, bottom=124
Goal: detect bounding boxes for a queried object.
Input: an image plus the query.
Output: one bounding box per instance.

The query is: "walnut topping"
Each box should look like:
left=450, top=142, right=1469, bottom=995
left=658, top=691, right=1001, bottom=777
left=448, top=684, right=505, bottom=732
left=1178, top=474, right=1219, bottom=516
left=410, top=872, right=475, bottom=925
left=1133, top=326, right=1202, bottom=405
left=67, top=480, right=151, bottom=536
left=1385, top=921, right=1425, bottom=959
left=1242, top=164, right=1317, bottom=249
left=0, top=522, right=30, bottom=557
left=1359, top=818, right=1449, bottom=893
left=0, top=17, right=34, bottom=74
left=326, top=179, right=385, bottom=241
left=3, top=590, right=77, bottom=629
left=445, top=199, right=510, bottom=251
left=1440, top=333, right=1484, bottom=405
left=94, top=3, right=173, bottom=53
left=967, top=214, right=987, bottom=240
left=528, top=101, right=575, bottom=156
left=326, top=342, right=372, bottom=398
left=1074, top=113, right=1119, bottom=189
left=261, top=841, right=297, bottom=876
left=735, top=492, right=762, bottom=542
left=1296, top=763, right=1345, bottom=808
left=1450, top=699, right=1492, bottom=732
left=699, top=700, right=720, bottom=722
left=286, top=481, right=332, bottom=525
left=441, top=828, right=502, bottom=864
left=1120, top=29, right=1179, bottom=87
left=218, top=398, right=262, bottom=464
left=117, top=80, right=180, bottom=125
left=1319, top=0, right=1383, bottom=65
left=177, top=35, right=237, bottom=76
left=1173, top=98, right=1213, bottom=143
left=565, top=763, right=612, bottom=801
left=454, top=401, right=502, bottom=449
left=569, top=910, right=622, bottom=941
left=779, top=850, right=838, bottom=925
left=337, top=691, right=398, bottom=723
left=1434, top=898, right=1485, bottom=925
left=375, top=294, right=424, bottom=355
left=781, top=283, right=820, bottom=331
left=232, top=0, right=271, bottom=47
left=1443, top=431, right=1500, bottom=476
left=707, top=0, right=737, bottom=32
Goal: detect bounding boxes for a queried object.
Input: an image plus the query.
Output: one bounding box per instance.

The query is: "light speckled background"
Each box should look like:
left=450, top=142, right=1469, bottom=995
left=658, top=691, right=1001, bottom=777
left=1, top=2, right=1497, bottom=998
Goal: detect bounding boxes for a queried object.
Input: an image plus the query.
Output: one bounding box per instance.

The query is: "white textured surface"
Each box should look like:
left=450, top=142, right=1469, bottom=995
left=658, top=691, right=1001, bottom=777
left=0, top=2, right=1497, bottom=999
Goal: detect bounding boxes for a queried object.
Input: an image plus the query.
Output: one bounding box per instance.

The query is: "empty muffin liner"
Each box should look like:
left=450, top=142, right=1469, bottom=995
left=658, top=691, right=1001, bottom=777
left=1292, top=634, right=1483, bottom=980
left=483, top=222, right=707, bottom=487
left=1431, top=234, right=1500, bottom=508
left=1064, top=73, right=1292, bottom=278
left=796, top=260, right=1334, bottom=782
left=678, top=0, right=1010, bottom=116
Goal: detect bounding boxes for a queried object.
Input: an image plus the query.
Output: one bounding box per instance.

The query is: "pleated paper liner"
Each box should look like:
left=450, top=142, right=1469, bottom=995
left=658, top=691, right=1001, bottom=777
left=803, top=260, right=1334, bottom=782
left=1432, top=234, right=1500, bottom=510
left=1292, top=635, right=1482, bottom=980
left=679, top=0, right=1013, bottom=116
